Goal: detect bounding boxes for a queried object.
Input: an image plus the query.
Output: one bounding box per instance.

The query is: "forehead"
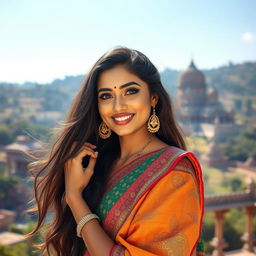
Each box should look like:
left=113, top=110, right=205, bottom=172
left=97, top=65, right=147, bottom=89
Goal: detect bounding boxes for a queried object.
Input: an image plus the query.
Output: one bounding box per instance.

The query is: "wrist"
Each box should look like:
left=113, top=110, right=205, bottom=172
left=65, top=191, right=83, bottom=205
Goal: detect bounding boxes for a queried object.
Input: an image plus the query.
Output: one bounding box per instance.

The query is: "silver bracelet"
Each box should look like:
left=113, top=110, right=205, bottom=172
left=76, top=213, right=100, bottom=237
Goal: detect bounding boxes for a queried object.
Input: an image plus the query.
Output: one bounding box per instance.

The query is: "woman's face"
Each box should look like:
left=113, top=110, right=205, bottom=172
left=97, top=65, right=158, bottom=137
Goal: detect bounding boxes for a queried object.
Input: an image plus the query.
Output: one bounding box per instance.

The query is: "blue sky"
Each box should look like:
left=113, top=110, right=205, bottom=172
left=1, top=0, right=255, bottom=83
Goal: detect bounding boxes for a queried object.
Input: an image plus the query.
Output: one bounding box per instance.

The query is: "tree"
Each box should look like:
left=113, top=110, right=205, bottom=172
left=0, top=94, right=8, bottom=110
left=10, top=120, right=51, bottom=142
left=0, top=243, right=28, bottom=256
left=0, top=125, right=13, bottom=145
left=221, top=127, right=256, bottom=161
left=0, top=176, right=19, bottom=200
left=0, top=175, right=21, bottom=210
left=229, top=177, right=243, bottom=192
left=8, top=222, right=42, bottom=256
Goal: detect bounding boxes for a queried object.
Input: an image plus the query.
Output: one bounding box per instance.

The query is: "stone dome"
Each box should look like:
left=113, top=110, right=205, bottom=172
left=178, top=60, right=206, bottom=89
left=177, top=60, right=207, bottom=107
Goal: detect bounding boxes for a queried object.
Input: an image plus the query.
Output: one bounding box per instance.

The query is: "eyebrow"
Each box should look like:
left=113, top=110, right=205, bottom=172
left=98, top=81, right=141, bottom=93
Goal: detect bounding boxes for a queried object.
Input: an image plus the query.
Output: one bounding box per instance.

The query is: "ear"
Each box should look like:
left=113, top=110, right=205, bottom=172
left=151, top=94, right=159, bottom=108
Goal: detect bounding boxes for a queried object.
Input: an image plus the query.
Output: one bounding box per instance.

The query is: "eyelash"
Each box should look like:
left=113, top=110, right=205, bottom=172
left=99, top=87, right=139, bottom=100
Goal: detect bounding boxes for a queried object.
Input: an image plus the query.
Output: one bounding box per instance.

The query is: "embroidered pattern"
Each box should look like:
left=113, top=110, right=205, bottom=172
left=106, top=147, right=169, bottom=193
left=84, top=149, right=205, bottom=256
left=102, top=147, right=187, bottom=239
left=96, top=150, right=164, bottom=220
left=152, top=231, right=189, bottom=256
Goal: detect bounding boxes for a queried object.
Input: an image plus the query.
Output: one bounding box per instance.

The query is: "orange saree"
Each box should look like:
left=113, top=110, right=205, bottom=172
left=84, top=146, right=204, bottom=256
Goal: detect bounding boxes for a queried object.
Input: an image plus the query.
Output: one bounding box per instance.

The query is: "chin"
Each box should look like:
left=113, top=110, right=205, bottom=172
left=112, top=125, right=146, bottom=137
left=113, top=130, right=135, bottom=137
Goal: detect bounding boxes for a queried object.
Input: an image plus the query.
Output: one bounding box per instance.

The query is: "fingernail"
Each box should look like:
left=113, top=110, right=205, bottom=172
left=95, top=152, right=98, bottom=157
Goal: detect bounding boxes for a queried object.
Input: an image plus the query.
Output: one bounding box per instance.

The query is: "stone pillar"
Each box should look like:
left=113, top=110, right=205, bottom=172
left=241, top=206, right=256, bottom=252
left=210, top=210, right=229, bottom=256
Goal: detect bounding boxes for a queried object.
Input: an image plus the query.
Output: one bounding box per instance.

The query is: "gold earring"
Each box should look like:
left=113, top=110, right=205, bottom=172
left=147, top=107, right=160, bottom=133
left=99, top=122, right=111, bottom=139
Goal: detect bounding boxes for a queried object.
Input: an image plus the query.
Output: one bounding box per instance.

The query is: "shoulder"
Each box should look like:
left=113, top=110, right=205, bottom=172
left=141, top=155, right=201, bottom=208
left=164, top=146, right=200, bottom=172
left=170, top=156, right=199, bottom=191
left=137, top=146, right=203, bottom=201
left=172, top=156, right=197, bottom=177
left=147, top=145, right=200, bottom=175
left=156, top=145, right=199, bottom=172
left=153, top=147, right=201, bottom=192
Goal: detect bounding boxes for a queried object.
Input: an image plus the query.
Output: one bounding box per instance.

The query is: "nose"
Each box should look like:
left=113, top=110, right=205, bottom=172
left=113, top=95, right=127, bottom=112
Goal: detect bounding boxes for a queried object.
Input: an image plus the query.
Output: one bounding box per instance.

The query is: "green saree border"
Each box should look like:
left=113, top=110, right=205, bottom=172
left=102, top=146, right=186, bottom=239
left=85, top=146, right=205, bottom=256
left=96, top=149, right=164, bottom=220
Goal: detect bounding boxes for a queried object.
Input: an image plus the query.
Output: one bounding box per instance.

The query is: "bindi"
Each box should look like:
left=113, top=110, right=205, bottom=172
left=98, top=82, right=141, bottom=93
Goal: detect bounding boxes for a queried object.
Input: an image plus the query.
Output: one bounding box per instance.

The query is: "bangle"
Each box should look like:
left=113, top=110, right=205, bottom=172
left=109, top=244, right=117, bottom=256
left=76, top=213, right=100, bottom=237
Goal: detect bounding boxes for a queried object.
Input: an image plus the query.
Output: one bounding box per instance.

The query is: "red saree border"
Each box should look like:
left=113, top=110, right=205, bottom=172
left=187, top=153, right=205, bottom=256
left=106, top=146, right=170, bottom=192
left=85, top=147, right=205, bottom=256
left=102, top=146, right=203, bottom=239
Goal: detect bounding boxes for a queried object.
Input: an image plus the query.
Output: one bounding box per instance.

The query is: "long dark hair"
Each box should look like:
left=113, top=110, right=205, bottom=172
left=27, top=46, right=187, bottom=255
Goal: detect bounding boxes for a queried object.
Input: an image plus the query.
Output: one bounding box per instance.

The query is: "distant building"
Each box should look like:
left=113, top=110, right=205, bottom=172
left=0, top=209, right=15, bottom=231
left=201, top=135, right=229, bottom=169
left=0, top=231, right=25, bottom=245
left=175, top=60, right=241, bottom=140
left=5, top=135, right=42, bottom=177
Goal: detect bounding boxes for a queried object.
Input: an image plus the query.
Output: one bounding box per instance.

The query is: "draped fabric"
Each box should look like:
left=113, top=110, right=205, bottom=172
left=84, top=146, right=204, bottom=256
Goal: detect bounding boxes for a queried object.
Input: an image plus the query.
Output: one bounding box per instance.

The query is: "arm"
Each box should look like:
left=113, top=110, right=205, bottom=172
left=66, top=193, right=115, bottom=256
left=64, top=142, right=115, bottom=256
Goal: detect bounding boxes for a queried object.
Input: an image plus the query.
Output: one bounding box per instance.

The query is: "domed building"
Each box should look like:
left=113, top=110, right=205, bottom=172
left=175, top=60, right=240, bottom=140
left=177, top=60, right=207, bottom=107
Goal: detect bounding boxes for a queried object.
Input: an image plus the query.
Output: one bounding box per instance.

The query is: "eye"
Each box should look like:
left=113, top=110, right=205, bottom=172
left=99, top=93, right=112, bottom=100
left=125, top=87, right=139, bottom=95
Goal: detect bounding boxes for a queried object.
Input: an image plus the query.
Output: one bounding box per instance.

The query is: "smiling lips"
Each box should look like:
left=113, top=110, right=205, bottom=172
left=112, top=113, right=135, bottom=125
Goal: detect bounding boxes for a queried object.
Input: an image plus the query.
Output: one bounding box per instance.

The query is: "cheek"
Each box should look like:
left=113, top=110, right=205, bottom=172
left=98, top=102, right=110, bottom=120
left=130, top=94, right=151, bottom=112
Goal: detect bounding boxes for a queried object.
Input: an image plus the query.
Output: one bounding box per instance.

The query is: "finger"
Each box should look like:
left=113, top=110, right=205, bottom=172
left=76, top=146, right=97, bottom=160
left=79, top=145, right=97, bottom=155
left=69, top=142, right=96, bottom=154
left=86, top=152, right=98, bottom=170
left=83, top=142, right=97, bottom=149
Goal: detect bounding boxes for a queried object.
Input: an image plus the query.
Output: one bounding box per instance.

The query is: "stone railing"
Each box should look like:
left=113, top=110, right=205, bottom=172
left=204, top=179, right=256, bottom=256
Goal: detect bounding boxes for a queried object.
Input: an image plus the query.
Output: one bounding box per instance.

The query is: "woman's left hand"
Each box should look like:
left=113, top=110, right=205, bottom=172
left=64, top=142, right=98, bottom=198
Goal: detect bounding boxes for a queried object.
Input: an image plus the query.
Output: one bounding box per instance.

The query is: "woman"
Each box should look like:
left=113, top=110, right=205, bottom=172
left=28, top=47, right=204, bottom=256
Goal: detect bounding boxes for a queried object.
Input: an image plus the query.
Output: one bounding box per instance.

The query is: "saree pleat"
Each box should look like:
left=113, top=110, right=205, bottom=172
left=84, top=146, right=204, bottom=256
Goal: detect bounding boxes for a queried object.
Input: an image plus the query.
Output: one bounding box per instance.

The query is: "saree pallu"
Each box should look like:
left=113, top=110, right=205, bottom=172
left=84, top=146, right=204, bottom=256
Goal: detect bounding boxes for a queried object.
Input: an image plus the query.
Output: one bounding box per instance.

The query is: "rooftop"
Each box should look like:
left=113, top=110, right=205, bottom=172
left=0, top=231, right=26, bottom=245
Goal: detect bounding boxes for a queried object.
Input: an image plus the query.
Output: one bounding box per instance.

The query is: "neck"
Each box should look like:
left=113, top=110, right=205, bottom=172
left=118, top=126, right=154, bottom=160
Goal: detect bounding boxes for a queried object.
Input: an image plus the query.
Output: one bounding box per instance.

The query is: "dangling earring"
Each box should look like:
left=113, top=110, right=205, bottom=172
left=147, top=107, right=160, bottom=133
left=99, top=122, right=111, bottom=139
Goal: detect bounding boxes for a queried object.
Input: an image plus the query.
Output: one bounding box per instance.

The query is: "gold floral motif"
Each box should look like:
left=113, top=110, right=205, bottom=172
left=151, top=232, right=189, bottom=256
left=136, top=210, right=161, bottom=222
left=130, top=192, right=135, bottom=198
left=112, top=152, right=181, bottom=237
left=115, top=210, right=121, bottom=216
left=171, top=172, right=186, bottom=188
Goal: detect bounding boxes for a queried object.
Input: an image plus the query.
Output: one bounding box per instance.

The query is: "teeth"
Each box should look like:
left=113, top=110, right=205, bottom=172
left=114, top=115, right=132, bottom=121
